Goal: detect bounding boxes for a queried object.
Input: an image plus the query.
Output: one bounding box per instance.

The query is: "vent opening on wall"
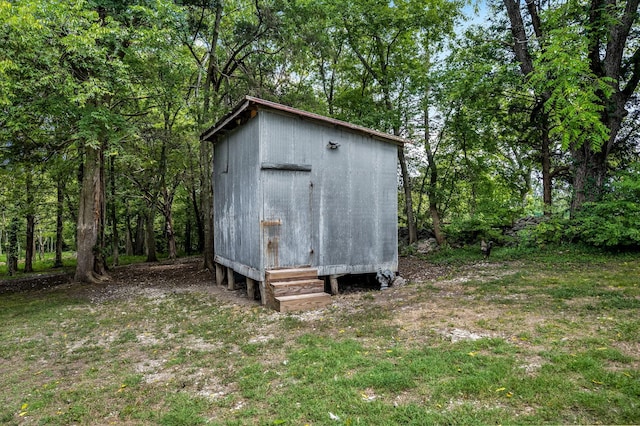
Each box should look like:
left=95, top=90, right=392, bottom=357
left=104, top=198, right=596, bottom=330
left=326, top=141, right=341, bottom=150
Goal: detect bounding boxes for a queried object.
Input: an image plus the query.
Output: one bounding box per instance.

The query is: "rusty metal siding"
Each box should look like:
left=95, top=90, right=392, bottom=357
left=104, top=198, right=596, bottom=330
left=213, top=115, right=262, bottom=280
left=260, top=110, right=398, bottom=276
left=259, top=110, right=314, bottom=269
left=312, top=125, right=398, bottom=276
left=214, top=106, right=398, bottom=281
left=262, top=170, right=313, bottom=268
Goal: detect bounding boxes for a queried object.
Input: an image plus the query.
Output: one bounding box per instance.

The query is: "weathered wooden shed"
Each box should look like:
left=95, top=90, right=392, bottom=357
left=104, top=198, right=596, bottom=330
left=200, top=96, right=404, bottom=311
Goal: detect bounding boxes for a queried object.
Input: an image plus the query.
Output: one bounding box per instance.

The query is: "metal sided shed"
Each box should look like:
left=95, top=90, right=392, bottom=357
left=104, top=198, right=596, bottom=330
left=200, top=96, right=405, bottom=312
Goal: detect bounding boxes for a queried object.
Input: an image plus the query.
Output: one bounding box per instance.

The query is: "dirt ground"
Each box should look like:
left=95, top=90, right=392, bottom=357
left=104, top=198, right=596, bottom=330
left=0, top=256, right=501, bottom=338
left=0, top=255, right=566, bottom=345
left=0, top=255, right=448, bottom=303
left=3, top=255, right=637, bottom=389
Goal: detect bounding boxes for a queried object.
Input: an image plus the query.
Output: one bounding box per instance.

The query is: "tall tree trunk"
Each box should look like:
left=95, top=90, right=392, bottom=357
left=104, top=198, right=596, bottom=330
left=200, top=141, right=214, bottom=270
left=571, top=120, right=621, bottom=211
left=161, top=189, right=178, bottom=260
left=125, top=224, right=134, bottom=256
left=381, top=81, right=417, bottom=245
left=198, top=2, right=223, bottom=273
left=93, top=139, right=107, bottom=276
left=7, top=217, right=19, bottom=276
left=165, top=209, right=177, bottom=260
left=504, top=0, right=555, bottom=212
left=423, top=106, right=445, bottom=245
left=75, top=144, right=105, bottom=283
left=570, top=142, right=594, bottom=212
left=109, top=156, right=119, bottom=267
left=124, top=204, right=134, bottom=256
left=185, top=218, right=192, bottom=255
left=54, top=178, right=64, bottom=268
left=159, top=119, right=178, bottom=260
left=134, top=213, right=145, bottom=256
left=398, top=147, right=417, bottom=244
left=541, top=127, right=553, bottom=215
left=192, top=188, right=204, bottom=252
left=145, top=205, right=157, bottom=262
left=24, top=171, right=35, bottom=273
left=37, top=231, right=44, bottom=261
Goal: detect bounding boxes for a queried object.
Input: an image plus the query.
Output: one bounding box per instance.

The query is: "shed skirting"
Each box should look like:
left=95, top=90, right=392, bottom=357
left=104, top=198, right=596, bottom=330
left=318, top=263, right=398, bottom=277
left=214, top=255, right=262, bottom=282
left=213, top=255, right=397, bottom=282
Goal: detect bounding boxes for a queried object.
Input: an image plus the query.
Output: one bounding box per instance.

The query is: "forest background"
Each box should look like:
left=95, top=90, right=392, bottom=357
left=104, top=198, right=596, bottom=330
left=1, top=0, right=639, bottom=281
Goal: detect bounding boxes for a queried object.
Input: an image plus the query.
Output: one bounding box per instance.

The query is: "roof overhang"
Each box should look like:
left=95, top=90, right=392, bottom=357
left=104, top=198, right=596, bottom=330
left=200, top=96, right=406, bottom=146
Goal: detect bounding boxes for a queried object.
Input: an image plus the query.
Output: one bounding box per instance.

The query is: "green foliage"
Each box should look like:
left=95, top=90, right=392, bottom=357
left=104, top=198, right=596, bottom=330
left=574, top=201, right=640, bottom=248
left=473, top=166, right=640, bottom=250
left=571, top=165, right=640, bottom=248
left=1, top=0, right=638, bottom=272
left=443, top=214, right=512, bottom=246
left=427, top=26, right=536, bottom=230
left=516, top=216, right=571, bottom=248
left=528, top=14, right=613, bottom=151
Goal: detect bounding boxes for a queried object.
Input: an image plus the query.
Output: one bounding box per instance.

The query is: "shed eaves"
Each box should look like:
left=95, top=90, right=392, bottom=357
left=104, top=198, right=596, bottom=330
left=200, top=96, right=407, bottom=146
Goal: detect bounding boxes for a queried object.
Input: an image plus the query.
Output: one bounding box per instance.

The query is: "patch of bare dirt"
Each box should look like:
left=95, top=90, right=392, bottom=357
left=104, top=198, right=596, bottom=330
left=0, top=256, right=534, bottom=346
left=1, top=255, right=630, bottom=360
left=49, top=257, right=262, bottom=307
left=398, top=255, right=450, bottom=282
left=0, top=270, right=73, bottom=294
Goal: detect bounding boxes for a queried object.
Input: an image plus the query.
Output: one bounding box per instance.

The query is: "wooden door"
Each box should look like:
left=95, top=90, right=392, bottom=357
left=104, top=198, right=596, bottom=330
left=262, top=169, right=313, bottom=269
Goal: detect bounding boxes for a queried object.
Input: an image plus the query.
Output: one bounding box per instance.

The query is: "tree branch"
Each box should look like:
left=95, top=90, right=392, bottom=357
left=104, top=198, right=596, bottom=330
left=503, top=0, right=534, bottom=76
left=622, top=46, right=640, bottom=100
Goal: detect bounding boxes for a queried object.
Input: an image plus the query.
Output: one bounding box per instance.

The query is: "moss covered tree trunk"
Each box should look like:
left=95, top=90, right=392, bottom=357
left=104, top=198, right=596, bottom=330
left=75, top=144, right=106, bottom=283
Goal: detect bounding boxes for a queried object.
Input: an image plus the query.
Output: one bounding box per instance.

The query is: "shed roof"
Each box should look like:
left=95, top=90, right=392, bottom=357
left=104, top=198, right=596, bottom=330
left=200, top=96, right=406, bottom=146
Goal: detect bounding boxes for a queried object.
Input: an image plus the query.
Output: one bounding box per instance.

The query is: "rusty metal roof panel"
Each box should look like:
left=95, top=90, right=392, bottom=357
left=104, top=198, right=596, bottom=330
left=200, top=96, right=406, bottom=146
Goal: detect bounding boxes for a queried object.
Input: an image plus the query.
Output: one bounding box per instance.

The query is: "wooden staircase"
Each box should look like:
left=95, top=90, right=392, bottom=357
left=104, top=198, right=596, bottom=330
left=265, top=268, right=332, bottom=312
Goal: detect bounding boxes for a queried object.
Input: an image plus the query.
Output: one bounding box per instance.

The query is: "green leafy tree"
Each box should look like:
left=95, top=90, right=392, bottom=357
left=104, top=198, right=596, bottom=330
left=182, top=0, right=283, bottom=271
left=433, top=25, right=539, bottom=220
left=502, top=0, right=640, bottom=211
left=123, top=3, right=196, bottom=260
left=283, top=0, right=463, bottom=244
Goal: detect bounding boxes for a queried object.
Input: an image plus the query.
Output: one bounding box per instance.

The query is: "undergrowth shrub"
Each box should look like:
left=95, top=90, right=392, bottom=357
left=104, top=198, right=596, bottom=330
left=573, top=201, right=640, bottom=248
left=572, top=164, right=640, bottom=249
left=517, top=164, right=640, bottom=250
left=443, top=216, right=512, bottom=246
left=517, top=216, right=572, bottom=248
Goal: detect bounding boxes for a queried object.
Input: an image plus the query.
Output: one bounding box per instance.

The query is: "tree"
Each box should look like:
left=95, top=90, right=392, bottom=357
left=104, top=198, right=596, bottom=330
left=0, top=0, right=131, bottom=282
left=421, top=96, right=447, bottom=245
left=287, top=0, right=463, bottom=244
left=503, top=0, right=640, bottom=211
left=67, top=1, right=147, bottom=281
left=1, top=0, right=71, bottom=272
left=122, top=3, right=196, bottom=261
left=6, top=217, right=19, bottom=276
left=182, top=0, right=282, bottom=271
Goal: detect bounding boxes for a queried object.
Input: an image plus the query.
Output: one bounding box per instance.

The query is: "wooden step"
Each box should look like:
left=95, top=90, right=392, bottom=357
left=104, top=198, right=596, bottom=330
left=266, top=268, right=318, bottom=282
left=276, top=292, right=332, bottom=312
left=271, top=279, right=325, bottom=297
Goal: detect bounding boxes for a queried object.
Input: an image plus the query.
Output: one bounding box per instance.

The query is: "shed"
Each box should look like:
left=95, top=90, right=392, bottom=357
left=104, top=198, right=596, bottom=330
left=201, top=96, right=404, bottom=311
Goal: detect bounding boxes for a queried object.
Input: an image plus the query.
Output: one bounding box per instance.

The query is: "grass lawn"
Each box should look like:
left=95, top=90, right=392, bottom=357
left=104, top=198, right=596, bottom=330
left=0, top=252, right=165, bottom=277
left=0, top=249, right=638, bottom=425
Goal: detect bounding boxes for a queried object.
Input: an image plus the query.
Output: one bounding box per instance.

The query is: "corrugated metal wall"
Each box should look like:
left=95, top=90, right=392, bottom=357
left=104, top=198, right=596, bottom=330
left=213, top=116, right=262, bottom=280
left=313, top=125, right=398, bottom=276
left=214, top=108, right=398, bottom=280
left=260, top=110, right=398, bottom=276
left=260, top=111, right=314, bottom=269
